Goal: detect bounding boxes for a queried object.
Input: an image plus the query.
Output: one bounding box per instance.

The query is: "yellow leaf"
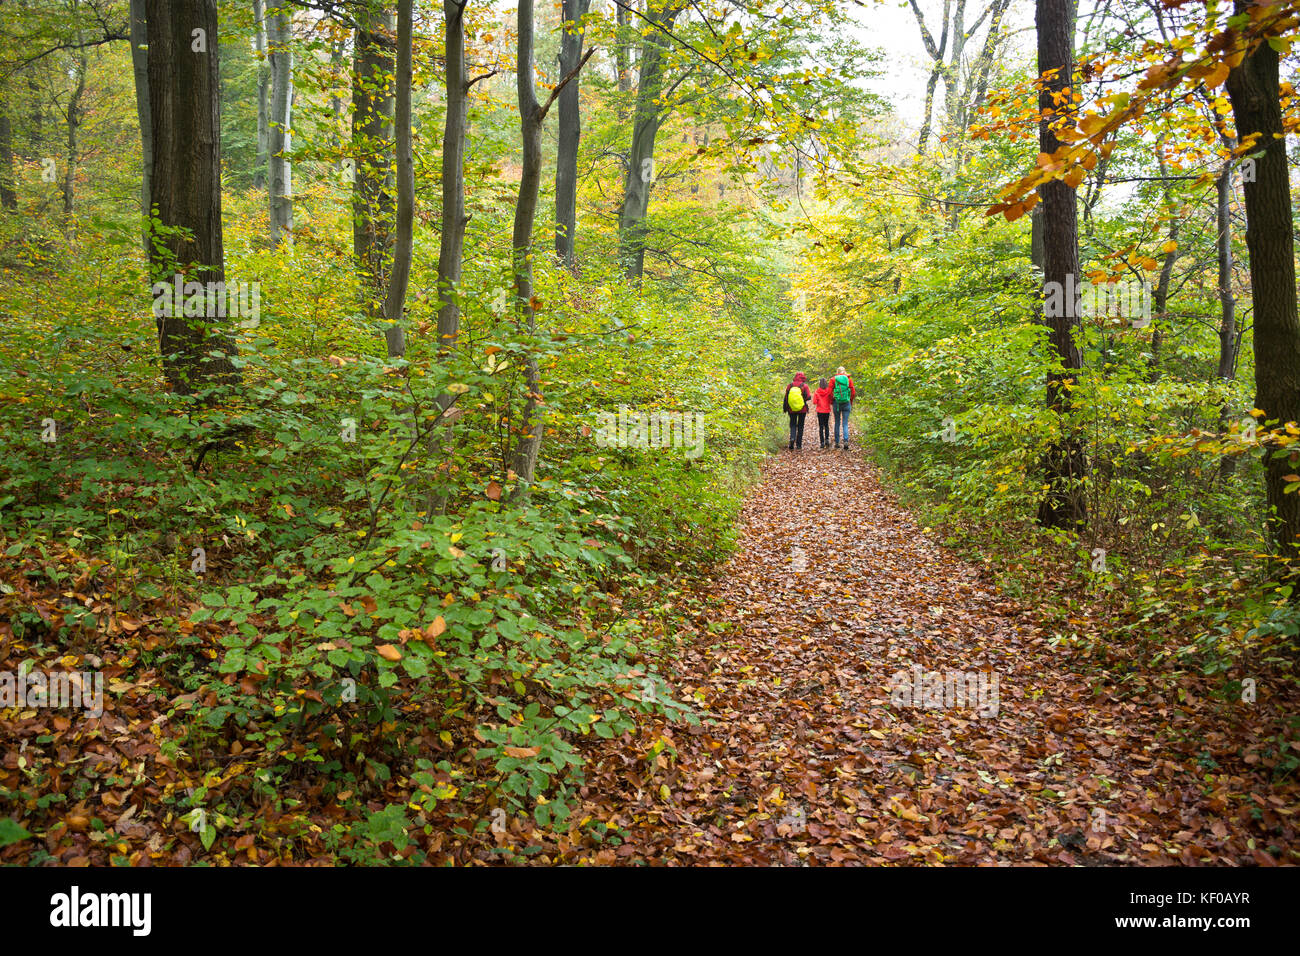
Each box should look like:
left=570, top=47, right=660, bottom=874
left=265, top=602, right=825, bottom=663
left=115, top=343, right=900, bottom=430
left=376, top=644, right=402, bottom=662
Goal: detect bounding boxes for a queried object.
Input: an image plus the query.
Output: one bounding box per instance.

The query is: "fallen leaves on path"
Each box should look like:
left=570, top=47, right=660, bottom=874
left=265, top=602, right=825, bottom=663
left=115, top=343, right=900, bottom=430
left=550, top=447, right=1299, bottom=865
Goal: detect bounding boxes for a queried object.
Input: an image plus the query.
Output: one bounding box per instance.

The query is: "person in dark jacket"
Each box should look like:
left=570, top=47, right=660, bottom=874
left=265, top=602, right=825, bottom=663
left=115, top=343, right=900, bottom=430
left=782, top=372, right=812, bottom=450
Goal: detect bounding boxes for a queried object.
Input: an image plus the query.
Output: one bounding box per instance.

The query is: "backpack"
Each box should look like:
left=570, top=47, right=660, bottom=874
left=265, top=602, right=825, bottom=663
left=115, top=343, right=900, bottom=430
left=787, top=385, right=805, bottom=412
left=833, top=374, right=850, bottom=403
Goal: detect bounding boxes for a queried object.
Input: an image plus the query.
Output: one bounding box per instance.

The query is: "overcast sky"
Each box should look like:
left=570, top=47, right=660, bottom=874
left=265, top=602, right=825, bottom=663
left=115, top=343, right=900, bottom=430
left=844, top=0, right=1035, bottom=128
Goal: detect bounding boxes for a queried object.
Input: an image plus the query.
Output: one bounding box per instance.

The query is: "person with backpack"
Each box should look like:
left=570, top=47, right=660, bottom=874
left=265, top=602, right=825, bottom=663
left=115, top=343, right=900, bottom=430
left=782, top=372, right=812, bottom=450
left=830, top=366, right=855, bottom=449
left=812, top=377, right=833, bottom=448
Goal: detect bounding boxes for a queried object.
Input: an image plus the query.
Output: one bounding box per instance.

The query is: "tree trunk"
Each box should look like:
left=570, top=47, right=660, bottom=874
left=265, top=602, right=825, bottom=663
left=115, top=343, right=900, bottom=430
left=381, top=0, right=413, bottom=358
left=917, top=65, right=941, bottom=156
left=967, top=0, right=1011, bottom=124
left=267, top=1, right=293, bottom=246
left=1148, top=152, right=1178, bottom=379
left=145, top=0, right=240, bottom=395
left=1215, top=163, right=1241, bottom=480
left=618, top=3, right=680, bottom=281
left=352, top=1, right=396, bottom=317
left=130, top=0, right=151, bottom=249
left=436, top=0, right=469, bottom=355
left=0, top=107, right=17, bottom=211
left=1035, top=0, right=1087, bottom=529
left=614, top=0, right=632, bottom=96
left=28, top=76, right=42, bottom=156
left=510, top=0, right=547, bottom=494
left=554, top=0, right=590, bottom=269
left=1215, top=167, right=1238, bottom=383
left=253, top=0, right=270, bottom=190
left=942, top=0, right=969, bottom=136
left=329, top=37, right=346, bottom=156
left=1148, top=219, right=1177, bottom=378
left=908, top=0, right=949, bottom=156
left=1225, top=16, right=1300, bottom=559
left=61, top=49, right=88, bottom=227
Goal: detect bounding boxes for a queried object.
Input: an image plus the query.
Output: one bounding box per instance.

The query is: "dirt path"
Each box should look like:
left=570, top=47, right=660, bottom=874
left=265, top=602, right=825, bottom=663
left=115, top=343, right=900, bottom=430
left=570, top=446, right=1294, bottom=865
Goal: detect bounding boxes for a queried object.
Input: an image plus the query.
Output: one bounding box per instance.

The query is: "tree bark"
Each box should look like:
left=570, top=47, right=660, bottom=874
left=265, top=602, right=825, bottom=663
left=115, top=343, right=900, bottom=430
left=908, top=0, right=949, bottom=155
left=130, top=0, right=151, bottom=249
left=554, top=0, right=590, bottom=269
left=352, top=1, right=396, bottom=317
left=1215, top=163, right=1241, bottom=480
left=614, top=0, right=632, bottom=96
left=1215, top=166, right=1238, bottom=383
left=509, top=1, right=591, bottom=493
left=145, top=0, right=240, bottom=395
left=510, top=0, right=547, bottom=494
left=267, top=0, right=293, bottom=246
left=61, top=49, right=88, bottom=227
left=1148, top=151, right=1178, bottom=378
left=1225, top=16, right=1300, bottom=559
left=436, top=0, right=469, bottom=355
left=1035, top=0, right=1087, bottom=529
left=0, top=106, right=17, bottom=211
left=617, top=3, right=681, bottom=282
left=253, top=0, right=270, bottom=190
left=381, top=0, right=413, bottom=358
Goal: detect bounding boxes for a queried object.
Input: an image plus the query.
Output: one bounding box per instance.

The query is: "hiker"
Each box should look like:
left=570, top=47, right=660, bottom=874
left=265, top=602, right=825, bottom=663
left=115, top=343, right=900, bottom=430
left=812, top=377, right=833, bottom=448
left=782, top=372, right=812, bottom=450
left=831, top=366, right=855, bottom=449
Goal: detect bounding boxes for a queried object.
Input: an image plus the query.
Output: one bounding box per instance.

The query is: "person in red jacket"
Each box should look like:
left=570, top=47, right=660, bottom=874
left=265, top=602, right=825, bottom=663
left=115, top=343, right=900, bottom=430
left=782, top=372, right=812, bottom=450
left=812, top=377, right=833, bottom=448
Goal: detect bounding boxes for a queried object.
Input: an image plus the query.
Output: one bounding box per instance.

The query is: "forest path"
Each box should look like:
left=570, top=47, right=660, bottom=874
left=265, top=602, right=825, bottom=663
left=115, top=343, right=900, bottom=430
left=567, top=441, right=1282, bottom=865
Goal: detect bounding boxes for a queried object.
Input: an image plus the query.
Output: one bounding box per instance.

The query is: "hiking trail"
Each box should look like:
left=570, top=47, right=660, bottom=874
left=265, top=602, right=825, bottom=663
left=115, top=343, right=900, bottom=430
left=564, top=443, right=1288, bottom=865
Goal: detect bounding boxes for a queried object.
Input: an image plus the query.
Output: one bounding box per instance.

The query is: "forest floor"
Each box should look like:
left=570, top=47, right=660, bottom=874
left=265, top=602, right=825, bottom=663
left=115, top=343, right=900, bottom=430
left=3, top=438, right=1296, bottom=866
left=560, top=439, right=1298, bottom=866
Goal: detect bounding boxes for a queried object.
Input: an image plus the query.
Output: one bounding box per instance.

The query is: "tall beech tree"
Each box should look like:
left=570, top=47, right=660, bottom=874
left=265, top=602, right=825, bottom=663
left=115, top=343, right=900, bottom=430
left=0, top=107, right=15, bottom=210
left=554, top=0, right=590, bottom=269
left=352, top=1, right=395, bottom=316
left=616, top=1, right=684, bottom=281
left=510, top=0, right=593, bottom=493
left=144, top=0, right=239, bottom=394
left=1225, top=4, right=1300, bottom=559
left=253, top=0, right=270, bottom=190
left=58, top=45, right=86, bottom=227
left=436, top=0, right=469, bottom=355
left=1034, top=0, right=1086, bottom=529
left=129, top=0, right=149, bottom=249
left=381, top=0, right=412, bottom=359
left=266, top=0, right=293, bottom=246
